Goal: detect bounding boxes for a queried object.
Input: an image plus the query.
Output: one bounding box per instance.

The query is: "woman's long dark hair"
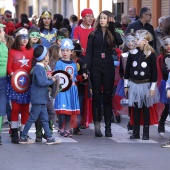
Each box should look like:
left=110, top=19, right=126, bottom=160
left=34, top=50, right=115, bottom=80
left=94, top=10, right=115, bottom=49
left=38, top=11, right=53, bottom=32
left=53, top=14, right=64, bottom=30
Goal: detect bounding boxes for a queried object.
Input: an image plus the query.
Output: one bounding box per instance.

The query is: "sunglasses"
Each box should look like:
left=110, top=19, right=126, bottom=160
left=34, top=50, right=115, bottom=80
left=6, top=13, right=12, bottom=19
left=29, top=32, right=41, bottom=38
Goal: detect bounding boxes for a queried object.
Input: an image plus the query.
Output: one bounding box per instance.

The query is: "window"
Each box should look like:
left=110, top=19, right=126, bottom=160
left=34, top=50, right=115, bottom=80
left=113, top=2, right=124, bottom=22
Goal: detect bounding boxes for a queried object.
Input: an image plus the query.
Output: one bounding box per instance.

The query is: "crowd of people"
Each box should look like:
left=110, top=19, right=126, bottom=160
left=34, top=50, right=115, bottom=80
left=0, top=6, right=170, bottom=148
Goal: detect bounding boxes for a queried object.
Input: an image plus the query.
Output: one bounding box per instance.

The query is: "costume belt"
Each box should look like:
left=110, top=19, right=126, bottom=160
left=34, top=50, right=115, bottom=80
left=130, top=78, right=150, bottom=84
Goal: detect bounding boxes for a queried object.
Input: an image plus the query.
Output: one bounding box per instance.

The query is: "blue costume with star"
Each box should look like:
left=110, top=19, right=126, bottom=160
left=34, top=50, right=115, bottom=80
left=54, top=59, right=80, bottom=115
left=40, top=28, right=57, bottom=48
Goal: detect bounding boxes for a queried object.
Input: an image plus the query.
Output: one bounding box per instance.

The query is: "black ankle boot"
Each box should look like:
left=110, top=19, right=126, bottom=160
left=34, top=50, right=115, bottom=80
left=93, top=107, right=103, bottom=137
left=94, top=122, right=103, bottom=137
left=11, top=128, right=19, bottom=143
left=104, top=107, right=112, bottom=137
left=105, top=127, right=112, bottom=137
left=142, top=125, right=149, bottom=140
left=130, top=125, right=140, bottom=139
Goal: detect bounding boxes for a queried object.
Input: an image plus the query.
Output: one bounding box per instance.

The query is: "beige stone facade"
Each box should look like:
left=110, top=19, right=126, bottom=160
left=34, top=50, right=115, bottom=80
left=12, top=0, right=170, bottom=28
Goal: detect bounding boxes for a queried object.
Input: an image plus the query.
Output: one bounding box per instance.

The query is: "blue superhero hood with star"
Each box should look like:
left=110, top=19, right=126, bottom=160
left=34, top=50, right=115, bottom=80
left=60, top=38, right=74, bottom=50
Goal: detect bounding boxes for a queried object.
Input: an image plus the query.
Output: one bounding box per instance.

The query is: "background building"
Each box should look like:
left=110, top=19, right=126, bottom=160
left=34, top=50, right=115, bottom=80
left=0, top=0, right=169, bottom=28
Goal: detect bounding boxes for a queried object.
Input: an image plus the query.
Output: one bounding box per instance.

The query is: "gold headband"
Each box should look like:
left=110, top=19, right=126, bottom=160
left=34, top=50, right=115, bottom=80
left=41, top=11, right=51, bottom=19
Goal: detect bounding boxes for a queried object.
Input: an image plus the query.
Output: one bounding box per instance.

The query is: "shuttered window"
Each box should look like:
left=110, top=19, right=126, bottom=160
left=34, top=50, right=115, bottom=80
left=161, top=0, right=169, bottom=16
left=141, top=0, right=152, bottom=12
left=128, top=0, right=133, bottom=8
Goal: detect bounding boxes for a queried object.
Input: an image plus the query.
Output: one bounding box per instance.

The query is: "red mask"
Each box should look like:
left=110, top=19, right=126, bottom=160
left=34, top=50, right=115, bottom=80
left=6, top=13, right=12, bottom=19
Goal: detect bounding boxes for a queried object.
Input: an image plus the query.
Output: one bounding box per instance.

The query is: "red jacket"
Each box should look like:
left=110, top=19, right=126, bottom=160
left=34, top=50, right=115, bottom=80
left=15, top=21, right=33, bottom=30
left=2, top=21, right=16, bottom=36
left=73, top=25, right=94, bottom=56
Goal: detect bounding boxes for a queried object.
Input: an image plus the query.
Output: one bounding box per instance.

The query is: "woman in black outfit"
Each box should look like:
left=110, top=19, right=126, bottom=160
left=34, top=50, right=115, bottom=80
left=83, top=10, right=123, bottom=137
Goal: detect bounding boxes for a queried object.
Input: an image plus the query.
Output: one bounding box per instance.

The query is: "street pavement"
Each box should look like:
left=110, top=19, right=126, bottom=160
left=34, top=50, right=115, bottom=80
left=0, top=115, right=170, bottom=170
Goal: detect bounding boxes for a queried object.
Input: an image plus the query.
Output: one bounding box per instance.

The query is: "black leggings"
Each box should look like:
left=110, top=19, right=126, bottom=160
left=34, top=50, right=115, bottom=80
left=160, top=103, right=169, bottom=123
left=90, top=66, right=114, bottom=109
left=133, top=103, right=150, bottom=126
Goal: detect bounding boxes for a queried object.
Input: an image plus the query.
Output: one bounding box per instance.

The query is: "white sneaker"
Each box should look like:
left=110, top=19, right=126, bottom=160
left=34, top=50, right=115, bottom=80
left=161, top=141, right=170, bottom=148
left=46, top=137, right=62, bottom=145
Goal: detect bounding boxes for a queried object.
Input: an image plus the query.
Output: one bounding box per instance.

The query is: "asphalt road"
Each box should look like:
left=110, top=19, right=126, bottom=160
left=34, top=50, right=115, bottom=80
left=1, top=115, right=170, bottom=170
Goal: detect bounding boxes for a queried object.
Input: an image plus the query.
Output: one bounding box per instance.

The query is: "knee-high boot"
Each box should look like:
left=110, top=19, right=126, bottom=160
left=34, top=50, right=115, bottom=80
left=0, top=116, right=3, bottom=145
left=142, top=106, right=150, bottom=140
left=130, top=104, right=140, bottom=139
left=142, top=125, right=149, bottom=140
left=130, top=125, right=140, bottom=139
left=93, top=107, right=103, bottom=137
left=35, top=119, right=43, bottom=142
left=104, top=107, right=112, bottom=137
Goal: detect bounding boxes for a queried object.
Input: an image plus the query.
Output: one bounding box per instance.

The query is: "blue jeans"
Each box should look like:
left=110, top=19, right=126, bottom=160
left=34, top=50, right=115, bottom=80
left=21, top=104, right=52, bottom=139
left=6, top=102, right=11, bottom=122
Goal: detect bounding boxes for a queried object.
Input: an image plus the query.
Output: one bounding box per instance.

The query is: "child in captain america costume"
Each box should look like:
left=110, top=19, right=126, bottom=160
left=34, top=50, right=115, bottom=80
left=7, top=28, right=34, bottom=143
left=39, top=11, right=57, bottom=48
left=54, top=38, right=80, bottom=137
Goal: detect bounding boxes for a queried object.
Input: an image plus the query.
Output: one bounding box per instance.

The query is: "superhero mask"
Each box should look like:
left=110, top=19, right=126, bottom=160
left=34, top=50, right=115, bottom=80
left=29, top=32, right=41, bottom=39
left=125, top=35, right=136, bottom=49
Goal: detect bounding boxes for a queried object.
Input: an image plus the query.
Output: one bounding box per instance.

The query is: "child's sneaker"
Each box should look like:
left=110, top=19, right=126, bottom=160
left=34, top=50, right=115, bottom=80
left=46, top=137, right=62, bottom=145
left=59, top=129, right=65, bottom=137
left=0, top=135, right=2, bottom=145
left=64, top=129, right=72, bottom=138
left=158, top=122, right=165, bottom=137
left=161, top=141, right=170, bottom=148
left=19, top=136, right=35, bottom=144
left=127, top=122, right=133, bottom=134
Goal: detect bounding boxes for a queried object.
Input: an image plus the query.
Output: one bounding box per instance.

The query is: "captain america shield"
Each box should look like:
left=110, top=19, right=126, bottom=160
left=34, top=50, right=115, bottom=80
left=11, top=69, right=31, bottom=93
left=52, top=70, right=72, bottom=92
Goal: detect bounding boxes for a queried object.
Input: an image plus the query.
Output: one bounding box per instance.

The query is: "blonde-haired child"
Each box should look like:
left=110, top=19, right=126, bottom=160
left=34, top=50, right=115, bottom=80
left=124, top=30, right=159, bottom=140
